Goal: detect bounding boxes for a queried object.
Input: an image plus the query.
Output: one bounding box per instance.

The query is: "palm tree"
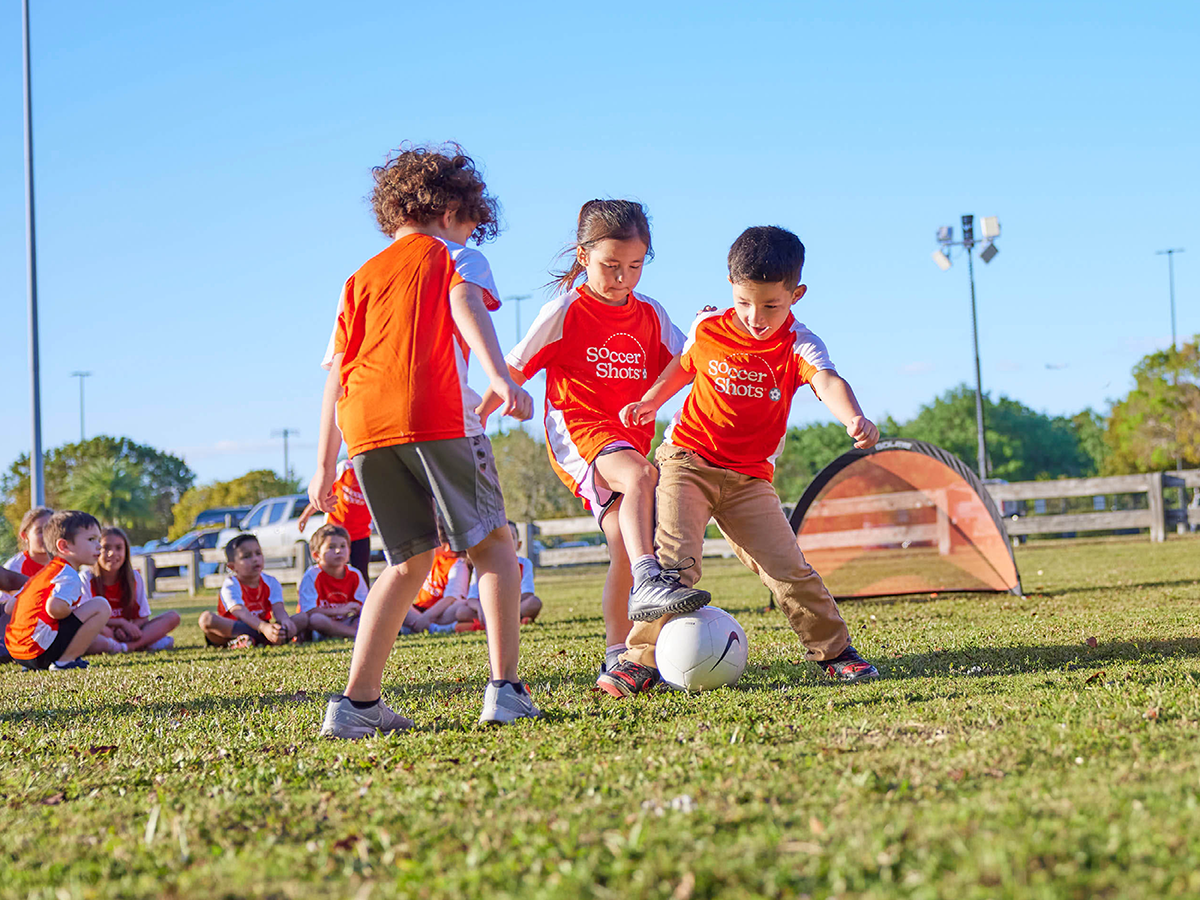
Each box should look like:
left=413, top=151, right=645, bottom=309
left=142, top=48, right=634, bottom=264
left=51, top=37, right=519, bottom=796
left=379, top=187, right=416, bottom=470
left=60, top=456, right=155, bottom=531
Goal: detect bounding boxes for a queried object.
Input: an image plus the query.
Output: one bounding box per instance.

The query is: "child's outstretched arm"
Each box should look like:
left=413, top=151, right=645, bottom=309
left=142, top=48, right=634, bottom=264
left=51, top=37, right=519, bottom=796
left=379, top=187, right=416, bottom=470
left=309, top=353, right=344, bottom=513
left=477, top=365, right=528, bottom=428
left=449, top=283, right=533, bottom=422
left=619, top=357, right=695, bottom=427
left=810, top=370, right=879, bottom=449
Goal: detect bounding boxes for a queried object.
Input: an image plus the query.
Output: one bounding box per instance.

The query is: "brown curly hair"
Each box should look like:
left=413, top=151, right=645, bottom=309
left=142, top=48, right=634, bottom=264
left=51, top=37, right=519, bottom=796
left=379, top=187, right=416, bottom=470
left=370, top=143, right=501, bottom=244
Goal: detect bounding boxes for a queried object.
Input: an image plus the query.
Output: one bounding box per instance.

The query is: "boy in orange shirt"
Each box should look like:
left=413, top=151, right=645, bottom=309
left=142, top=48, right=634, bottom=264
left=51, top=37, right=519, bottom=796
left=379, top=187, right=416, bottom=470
left=297, top=524, right=367, bottom=640
left=598, top=226, right=881, bottom=697
left=199, top=534, right=299, bottom=648
left=310, top=143, right=538, bottom=737
left=4, top=510, right=111, bottom=671
left=297, top=459, right=373, bottom=581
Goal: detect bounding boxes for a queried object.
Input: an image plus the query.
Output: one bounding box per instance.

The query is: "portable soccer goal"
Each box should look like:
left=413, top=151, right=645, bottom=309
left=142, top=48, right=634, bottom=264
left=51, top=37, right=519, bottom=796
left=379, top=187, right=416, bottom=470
left=788, top=439, right=1022, bottom=599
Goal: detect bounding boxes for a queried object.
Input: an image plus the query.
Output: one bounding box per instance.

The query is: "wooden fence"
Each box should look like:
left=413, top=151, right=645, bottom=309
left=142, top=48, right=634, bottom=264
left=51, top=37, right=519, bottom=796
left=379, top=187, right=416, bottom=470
left=134, top=469, right=1195, bottom=597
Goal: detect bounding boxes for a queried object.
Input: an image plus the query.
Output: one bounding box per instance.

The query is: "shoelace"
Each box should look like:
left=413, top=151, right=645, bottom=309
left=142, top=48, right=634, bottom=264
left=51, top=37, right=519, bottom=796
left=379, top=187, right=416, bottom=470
left=657, top=557, right=699, bottom=583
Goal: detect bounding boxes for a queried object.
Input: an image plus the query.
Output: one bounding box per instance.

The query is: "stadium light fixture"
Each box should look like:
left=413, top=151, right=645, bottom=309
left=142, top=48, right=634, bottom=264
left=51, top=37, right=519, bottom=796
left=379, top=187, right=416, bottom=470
left=931, top=213, right=1002, bottom=479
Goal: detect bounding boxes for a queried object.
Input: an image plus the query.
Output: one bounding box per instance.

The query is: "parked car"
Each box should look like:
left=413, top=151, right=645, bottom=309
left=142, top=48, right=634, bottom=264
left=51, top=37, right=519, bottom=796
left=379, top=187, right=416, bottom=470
left=193, top=506, right=251, bottom=529
left=217, top=494, right=325, bottom=567
left=152, top=529, right=223, bottom=578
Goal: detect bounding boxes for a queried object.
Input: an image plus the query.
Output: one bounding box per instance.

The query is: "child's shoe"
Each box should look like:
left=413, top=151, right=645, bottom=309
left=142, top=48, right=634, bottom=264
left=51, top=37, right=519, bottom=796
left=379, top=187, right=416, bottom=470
left=399, top=626, right=414, bottom=636
left=427, top=622, right=457, bottom=635
left=455, top=621, right=485, bottom=633
left=628, top=561, right=711, bottom=622
left=478, top=681, right=541, bottom=725
left=147, top=636, right=175, bottom=652
left=320, top=696, right=414, bottom=739
left=596, top=645, right=626, bottom=683
left=820, top=645, right=880, bottom=682
left=226, top=634, right=255, bottom=650
left=595, top=659, right=659, bottom=698
left=49, top=658, right=89, bottom=671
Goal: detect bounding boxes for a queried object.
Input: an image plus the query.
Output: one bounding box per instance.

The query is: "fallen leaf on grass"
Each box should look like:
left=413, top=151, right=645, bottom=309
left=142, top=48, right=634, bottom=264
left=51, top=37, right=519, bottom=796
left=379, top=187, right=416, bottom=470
left=1143, top=707, right=1160, bottom=720
left=87, top=745, right=117, bottom=756
left=332, top=833, right=360, bottom=852
left=1084, top=670, right=1106, bottom=684
left=41, top=792, right=65, bottom=806
left=808, top=816, right=825, bottom=835
left=1085, top=637, right=1098, bottom=648
left=672, top=872, right=696, bottom=900
left=947, top=768, right=966, bottom=782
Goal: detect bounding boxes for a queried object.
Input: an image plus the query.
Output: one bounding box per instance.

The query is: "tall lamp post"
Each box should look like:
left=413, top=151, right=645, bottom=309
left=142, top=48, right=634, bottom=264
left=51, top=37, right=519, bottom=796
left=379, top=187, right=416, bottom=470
left=272, top=428, right=298, bottom=480
left=70, top=371, right=91, bottom=442
left=932, top=215, right=1002, bottom=480
left=501, top=294, right=532, bottom=435
left=1155, top=247, right=1186, bottom=522
left=23, top=0, right=44, bottom=505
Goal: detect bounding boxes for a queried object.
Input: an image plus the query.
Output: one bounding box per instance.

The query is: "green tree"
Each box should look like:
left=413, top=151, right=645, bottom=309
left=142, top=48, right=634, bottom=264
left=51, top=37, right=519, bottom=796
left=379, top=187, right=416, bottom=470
left=490, top=429, right=578, bottom=522
left=169, top=470, right=301, bottom=539
left=1071, top=409, right=1110, bottom=476
left=1104, top=340, right=1200, bottom=474
left=772, top=422, right=860, bottom=504
left=2, top=436, right=194, bottom=545
left=59, top=457, right=155, bottom=531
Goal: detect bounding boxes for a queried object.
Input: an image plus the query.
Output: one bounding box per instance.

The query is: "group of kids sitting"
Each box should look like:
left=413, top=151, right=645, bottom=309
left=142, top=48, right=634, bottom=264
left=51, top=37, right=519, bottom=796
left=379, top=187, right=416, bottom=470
left=3, top=141, right=883, bottom=737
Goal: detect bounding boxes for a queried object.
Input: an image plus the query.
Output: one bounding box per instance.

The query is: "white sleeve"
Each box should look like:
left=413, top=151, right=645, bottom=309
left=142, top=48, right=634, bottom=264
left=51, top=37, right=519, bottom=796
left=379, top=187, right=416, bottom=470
left=321, top=281, right=350, bottom=370
left=133, top=570, right=151, bottom=618
left=467, top=570, right=480, bottom=600
left=52, top=566, right=84, bottom=609
left=266, top=575, right=284, bottom=608
left=791, top=323, right=836, bottom=373
left=445, top=560, right=470, bottom=600
left=3, top=554, right=22, bottom=573
left=297, top=568, right=320, bottom=613
left=519, top=557, right=535, bottom=595
left=506, top=293, right=573, bottom=374
left=220, top=577, right=244, bottom=610
left=351, top=568, right=369, bottom=603
left=448, top=244, right=501, bottom=310
left=640, top=293, right=686, bottom=356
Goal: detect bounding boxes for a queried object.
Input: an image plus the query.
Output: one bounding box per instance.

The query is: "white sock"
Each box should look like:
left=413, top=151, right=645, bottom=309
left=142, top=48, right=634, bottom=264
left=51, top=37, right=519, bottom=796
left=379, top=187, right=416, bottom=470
left=631, top=555, right=661, bottom=587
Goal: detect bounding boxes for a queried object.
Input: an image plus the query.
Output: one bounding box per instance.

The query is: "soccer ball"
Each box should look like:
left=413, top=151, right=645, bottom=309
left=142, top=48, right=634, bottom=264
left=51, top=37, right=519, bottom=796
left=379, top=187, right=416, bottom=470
left=656, top=607, right=748, bottom=691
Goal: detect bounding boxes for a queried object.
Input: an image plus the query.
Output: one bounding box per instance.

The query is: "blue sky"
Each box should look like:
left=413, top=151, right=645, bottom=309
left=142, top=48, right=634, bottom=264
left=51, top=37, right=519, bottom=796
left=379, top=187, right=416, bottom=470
left=2, top=0, right=1196, bottom=490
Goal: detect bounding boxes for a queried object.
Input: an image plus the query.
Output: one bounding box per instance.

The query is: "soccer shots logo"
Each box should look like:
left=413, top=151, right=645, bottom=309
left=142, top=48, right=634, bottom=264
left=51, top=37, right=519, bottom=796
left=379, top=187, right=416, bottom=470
left=586, top=333, right=648, bottom=381
left=708, top=353, right=780, bottom=401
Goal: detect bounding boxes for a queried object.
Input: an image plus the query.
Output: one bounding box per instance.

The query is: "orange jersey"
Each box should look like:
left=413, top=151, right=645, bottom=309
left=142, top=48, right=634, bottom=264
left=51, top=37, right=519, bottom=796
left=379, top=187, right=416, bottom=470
left=297, top=564, right=368, bottom=614
left=413, top=549, right=469, bottom=611
left=330, top=460, right=372, bottom=540
left=665, top=309, right=835, bottom=481
left=323, top=233, right=501, bottom=458
left=217, top=574, right=283, bottom=621
left=4, top=551, right=46, bottom=578
left=4, top=558, right=85, bottom=660
left=507, top=287, right=683, bottom=497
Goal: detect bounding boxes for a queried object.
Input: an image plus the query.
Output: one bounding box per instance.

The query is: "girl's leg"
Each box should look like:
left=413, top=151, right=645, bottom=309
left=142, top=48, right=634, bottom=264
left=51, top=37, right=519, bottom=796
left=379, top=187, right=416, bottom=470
left=593, top=449, right=658, bottom=560
left=519, top=593, right=543, bottom=622
left=344, top=549, right=435, bottom=702
left=466, top=524, right=521, bottom=683
left=599, top=503, right=634, bottom=647
left=125, top=612, right=181, bottom=651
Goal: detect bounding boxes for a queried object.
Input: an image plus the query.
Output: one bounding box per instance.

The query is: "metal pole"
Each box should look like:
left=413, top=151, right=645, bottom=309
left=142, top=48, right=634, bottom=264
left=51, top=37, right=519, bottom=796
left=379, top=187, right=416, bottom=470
left=967, top=246, right=987, bottom=479
left=1169, top=251, right=1177, bottom=350
left=283, top=430, right=290, bottom=480
left=71, top=371, right=91, bottom=442
left=23, top=0, right=44, bottom=506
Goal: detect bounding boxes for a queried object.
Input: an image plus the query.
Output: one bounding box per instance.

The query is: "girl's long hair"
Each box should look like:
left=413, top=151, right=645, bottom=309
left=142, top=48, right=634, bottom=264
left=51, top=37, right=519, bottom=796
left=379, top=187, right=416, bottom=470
left=95, top=526, right=140, bottom=620
left=17, top=506, right=52, bottom=552
left=549, top=199, right=653, bottom=294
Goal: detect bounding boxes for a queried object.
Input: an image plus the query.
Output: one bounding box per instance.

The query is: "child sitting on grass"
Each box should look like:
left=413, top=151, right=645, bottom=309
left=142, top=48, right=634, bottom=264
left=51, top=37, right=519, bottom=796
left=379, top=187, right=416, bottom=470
left=4, top=510, right=110, bottom=671
left=457, top=521, right=542, bottom=630
left=404, top=543, right=471, bottom=634
left=297, top=524, right=366, bottom=641
left=82, top=526, right=181, bottom=654
left=4, top=506, right=54, bottom=577
left=199, top=534, right=301, bottom=648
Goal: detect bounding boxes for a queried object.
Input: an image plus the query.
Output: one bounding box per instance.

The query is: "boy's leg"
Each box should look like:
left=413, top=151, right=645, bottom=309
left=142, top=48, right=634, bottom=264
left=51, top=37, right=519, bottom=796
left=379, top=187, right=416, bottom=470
left=57, top=598, right=111, bottom=664
left=713, top=474, right=851, bottom=661
left=598, top=502, right=634, bottom=647
left=344, top=549, right=435, bottom=701
left=467, top=525, right=520, bottom=682
left=198, top=610, right=237, bottom=645
left=349, top=538, right=371, bottom=583
left=310, top=611, right=358, bottom=639
left=519, top=593, right=542, bottom=622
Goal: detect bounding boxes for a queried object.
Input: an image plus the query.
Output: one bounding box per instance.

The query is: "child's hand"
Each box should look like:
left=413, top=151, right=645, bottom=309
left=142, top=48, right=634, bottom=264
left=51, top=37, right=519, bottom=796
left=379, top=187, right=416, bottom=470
left=308, top=467, right=337, bottom=514
left=846, top=416, right=879, bottom=449
left=489, top=377, right=533, bottom=422
left=261, top=621, right=287, bottom=645
left=620, top=401, right=655, bottom=428
left=475, top=387, right=504, bottom=429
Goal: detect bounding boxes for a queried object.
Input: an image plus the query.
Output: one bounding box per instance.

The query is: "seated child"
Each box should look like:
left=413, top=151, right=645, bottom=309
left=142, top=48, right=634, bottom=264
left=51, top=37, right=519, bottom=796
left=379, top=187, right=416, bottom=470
left=199, top=534, right=299, bottom=648
left=4, top=510, right=111, bottom=671
left=457, top=521, right=542, bottom=629
left=597, top=226, right=881, bottom=697
left=402, top=543, right=470, bottom=634
left=81, top=526, right=181, bottom=654
left=2, top=506, right=54, bottom=621
left=297, top=524, right=367, bottom=641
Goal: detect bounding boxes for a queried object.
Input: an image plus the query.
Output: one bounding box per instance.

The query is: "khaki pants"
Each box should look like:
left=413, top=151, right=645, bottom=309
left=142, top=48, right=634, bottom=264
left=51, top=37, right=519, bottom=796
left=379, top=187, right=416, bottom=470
left=623, top=443, right=851, bottom=669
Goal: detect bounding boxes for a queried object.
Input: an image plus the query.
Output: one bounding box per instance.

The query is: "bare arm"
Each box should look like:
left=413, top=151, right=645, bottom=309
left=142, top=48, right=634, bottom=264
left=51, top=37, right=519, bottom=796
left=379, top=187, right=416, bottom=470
left=308, top=353, right=344, bottom=513
left=0, top=569, right=27, bottom=594
left=449, top=283, right=532, bottom=421
left=477, top=365, right=529, bottom=428
left=619, top=357, right=695, bottom=427
left=810, top=370, right=878, bottom=449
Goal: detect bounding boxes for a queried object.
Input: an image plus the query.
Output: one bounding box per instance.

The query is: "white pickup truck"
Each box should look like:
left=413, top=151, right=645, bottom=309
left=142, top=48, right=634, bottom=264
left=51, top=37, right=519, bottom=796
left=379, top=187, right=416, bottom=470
left=217, top=494, right=325, bottom=567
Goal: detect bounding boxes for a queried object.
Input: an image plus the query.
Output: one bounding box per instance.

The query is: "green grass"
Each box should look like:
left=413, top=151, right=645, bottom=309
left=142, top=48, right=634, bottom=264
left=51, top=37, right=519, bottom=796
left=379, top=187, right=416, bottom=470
left=2, top=537, right=1199, bottom=900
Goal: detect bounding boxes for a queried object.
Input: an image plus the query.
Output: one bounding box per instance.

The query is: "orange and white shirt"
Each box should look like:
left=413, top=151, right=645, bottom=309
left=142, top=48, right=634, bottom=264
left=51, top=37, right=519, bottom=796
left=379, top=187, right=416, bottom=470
left=297, top=564, right=368, bottom=615
left=4, top=557, right=85, bottom=660
left=665, top=309, right=835, bottom=481
left=217, top=573, right=283, bottom=621
left=83, top=569, right=151, bottom=620
left=330, top=460, right=372, bottom=541
left=4, top=552, right=46, bottom=578
left=413, top=548, right=470, bottom=611
left=507, top=287, right=684, bottom=499
left=322, top=234, right=501, bottom=458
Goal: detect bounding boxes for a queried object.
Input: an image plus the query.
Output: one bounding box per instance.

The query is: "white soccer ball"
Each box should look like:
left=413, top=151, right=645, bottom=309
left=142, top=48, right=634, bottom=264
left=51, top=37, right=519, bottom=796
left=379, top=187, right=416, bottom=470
left=656, top=607, right=748, bottom=692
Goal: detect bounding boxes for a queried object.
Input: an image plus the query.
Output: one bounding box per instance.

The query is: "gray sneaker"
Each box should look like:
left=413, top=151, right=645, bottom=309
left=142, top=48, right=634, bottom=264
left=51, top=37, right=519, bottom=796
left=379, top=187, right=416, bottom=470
left=320, top=696, right=414, bottom=739
left=478, top=681, right=541, bottom=725
left=627, top=560, right=711, bottom=622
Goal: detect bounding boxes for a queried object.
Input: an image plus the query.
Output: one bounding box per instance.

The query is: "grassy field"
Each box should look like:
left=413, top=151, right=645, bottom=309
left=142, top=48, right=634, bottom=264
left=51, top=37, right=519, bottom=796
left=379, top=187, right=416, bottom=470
left=1, top=536, right=1198, bottom=900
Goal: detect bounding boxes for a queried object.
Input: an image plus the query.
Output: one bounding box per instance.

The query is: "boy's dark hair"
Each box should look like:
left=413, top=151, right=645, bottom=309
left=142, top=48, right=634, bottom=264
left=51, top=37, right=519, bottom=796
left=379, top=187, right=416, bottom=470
left=224, top=532, right=261, bottom=563
left=728, top=226, right=806, bottom=288
left=370, top=143, right=500, bottom=244
left=45, top=510, right=99, bottom=554
left=551, top=199, right=653, bottom=293
left=309, top=523, right=350, bottom=557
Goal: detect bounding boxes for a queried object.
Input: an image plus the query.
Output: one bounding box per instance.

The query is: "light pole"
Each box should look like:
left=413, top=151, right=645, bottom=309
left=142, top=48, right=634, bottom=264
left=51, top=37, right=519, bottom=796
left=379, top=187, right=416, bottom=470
left=507, top=293, right=532, bottom=344
left=70, top=371, right=91, bottom=442
left=23, top=0, right=44, bottom=505
left=272, top=428, right=298, bottom=480
left=1156, top=248, right=1184, bottom=349
left=932, top=215, right=1002, bottom=480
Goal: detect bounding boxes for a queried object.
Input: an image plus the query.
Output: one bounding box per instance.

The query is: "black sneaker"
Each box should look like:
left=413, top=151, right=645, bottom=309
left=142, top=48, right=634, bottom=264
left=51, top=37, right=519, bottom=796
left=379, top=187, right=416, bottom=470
left=820, top=645, right=880, bottom=683
left=627, top=559, right=711, bottom=622
left=596, top=660, right=660, bottom=698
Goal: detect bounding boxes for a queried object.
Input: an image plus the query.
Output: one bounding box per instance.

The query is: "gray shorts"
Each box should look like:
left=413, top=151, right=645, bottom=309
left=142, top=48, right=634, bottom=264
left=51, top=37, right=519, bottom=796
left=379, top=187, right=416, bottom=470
left=352, top=435, right=507, bottom=565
